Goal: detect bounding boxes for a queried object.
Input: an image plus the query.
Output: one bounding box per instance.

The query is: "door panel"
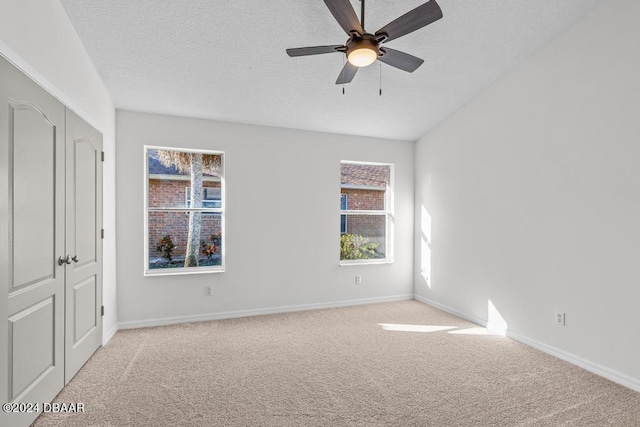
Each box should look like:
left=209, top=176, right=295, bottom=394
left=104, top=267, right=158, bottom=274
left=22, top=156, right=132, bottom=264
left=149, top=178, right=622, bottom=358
left=1, top=56, right=66, bottom=427
left=74, top=140, right=97, bottom=266
left=9, top=297, right=56, bottom=400
left=64, top=110, right=103, bottom=384
left=11, top=105, right=56, bottom=289
left=73, top=276, right=97, bottom=342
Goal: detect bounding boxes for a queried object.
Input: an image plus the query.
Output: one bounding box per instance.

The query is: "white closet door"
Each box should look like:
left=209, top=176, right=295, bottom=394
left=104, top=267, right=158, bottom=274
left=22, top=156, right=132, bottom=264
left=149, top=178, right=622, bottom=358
left=0, top=57, right=66, bottom=426
left=64, top=109, right=103, bottom=383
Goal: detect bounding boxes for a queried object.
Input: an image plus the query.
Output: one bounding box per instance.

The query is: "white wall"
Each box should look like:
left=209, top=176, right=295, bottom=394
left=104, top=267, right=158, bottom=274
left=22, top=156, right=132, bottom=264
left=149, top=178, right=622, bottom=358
left=0, top=0, right=118, bottom=343
left=414, top=0, right=640, bottom=390
left=117, top=111, right=414, bottom=326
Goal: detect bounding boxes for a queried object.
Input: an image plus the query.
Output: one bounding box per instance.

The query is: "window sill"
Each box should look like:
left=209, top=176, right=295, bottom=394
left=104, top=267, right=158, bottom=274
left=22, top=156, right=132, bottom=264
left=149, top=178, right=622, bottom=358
left=339, top=259, right=393, bottom=266
left=144, top=266, right=225, bottom=277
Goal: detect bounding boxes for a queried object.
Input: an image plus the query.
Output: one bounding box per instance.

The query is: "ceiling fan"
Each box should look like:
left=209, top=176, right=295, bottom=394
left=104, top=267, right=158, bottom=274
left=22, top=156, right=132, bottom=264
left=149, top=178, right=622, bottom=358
left=286, top=0, right=443, bottom=84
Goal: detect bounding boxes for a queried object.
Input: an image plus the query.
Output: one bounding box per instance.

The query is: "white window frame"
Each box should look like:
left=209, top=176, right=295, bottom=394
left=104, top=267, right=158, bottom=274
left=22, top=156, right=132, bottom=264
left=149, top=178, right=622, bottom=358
left=144, top=145, right=225, bottom=276
left=339, top=160, right=394, bottom=266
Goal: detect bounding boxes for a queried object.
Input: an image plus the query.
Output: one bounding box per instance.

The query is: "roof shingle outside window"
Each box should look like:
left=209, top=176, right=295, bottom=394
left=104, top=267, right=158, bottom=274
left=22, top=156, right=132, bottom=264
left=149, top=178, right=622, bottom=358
left=341, top=163, right=388, bottom=189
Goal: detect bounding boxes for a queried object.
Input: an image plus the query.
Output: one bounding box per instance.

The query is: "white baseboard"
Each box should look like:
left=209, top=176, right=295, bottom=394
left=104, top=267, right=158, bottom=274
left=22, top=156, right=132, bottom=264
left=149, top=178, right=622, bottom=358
left=507, top=330, right=640, bottom=393
left=413, top=294, right=640, bottom=393
left=118, top=294, right=414, bottom=330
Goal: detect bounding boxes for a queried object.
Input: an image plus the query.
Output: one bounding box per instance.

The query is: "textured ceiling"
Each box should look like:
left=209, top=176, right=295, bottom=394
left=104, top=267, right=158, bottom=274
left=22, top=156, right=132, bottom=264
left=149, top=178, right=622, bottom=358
left=60, top=0, right=599, bottom=141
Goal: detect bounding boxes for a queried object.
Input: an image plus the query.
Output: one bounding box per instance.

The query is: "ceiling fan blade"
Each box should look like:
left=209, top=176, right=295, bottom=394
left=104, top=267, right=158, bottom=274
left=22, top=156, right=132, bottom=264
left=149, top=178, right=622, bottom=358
left=375, top=1, right=442, bottom=44
left=336, top=61, right=358, bottom=84
left=324, top=0, right=364, bottom=36
left=378, top=48, right=424, bottom=72
left=286, top=45, right=344, bottom=57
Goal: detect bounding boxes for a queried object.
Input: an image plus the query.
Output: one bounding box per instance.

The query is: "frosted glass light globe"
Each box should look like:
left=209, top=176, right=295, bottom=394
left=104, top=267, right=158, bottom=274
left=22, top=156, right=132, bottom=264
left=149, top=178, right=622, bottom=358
left=347, top=47, right=378, bottom=67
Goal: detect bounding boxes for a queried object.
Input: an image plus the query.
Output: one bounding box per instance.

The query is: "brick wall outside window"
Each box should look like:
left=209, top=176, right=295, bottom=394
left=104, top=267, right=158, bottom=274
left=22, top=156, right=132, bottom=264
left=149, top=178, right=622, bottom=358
left=148, top=179, right=221, bottom=259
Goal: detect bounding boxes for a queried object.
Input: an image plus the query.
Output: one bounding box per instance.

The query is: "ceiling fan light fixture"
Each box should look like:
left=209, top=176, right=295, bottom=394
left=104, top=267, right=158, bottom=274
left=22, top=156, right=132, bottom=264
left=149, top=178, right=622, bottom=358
left=346, top=36, right=379, bottom=67
left=347, top=46, right=378, bottom=67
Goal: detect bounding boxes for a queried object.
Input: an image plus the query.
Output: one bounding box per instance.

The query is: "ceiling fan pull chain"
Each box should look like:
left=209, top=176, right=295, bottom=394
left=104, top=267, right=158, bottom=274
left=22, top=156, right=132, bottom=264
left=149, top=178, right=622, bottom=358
left=342, top=55, right=346, bottom=95
left=379, top=62, right=382, bottom=96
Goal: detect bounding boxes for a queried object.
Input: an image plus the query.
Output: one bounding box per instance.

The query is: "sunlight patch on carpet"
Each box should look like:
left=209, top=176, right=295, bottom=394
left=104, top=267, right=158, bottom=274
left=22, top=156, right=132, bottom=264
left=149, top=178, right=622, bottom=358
left=448, top=327, right=500, bottom=335
left=378, top=323, right=456, bottom=333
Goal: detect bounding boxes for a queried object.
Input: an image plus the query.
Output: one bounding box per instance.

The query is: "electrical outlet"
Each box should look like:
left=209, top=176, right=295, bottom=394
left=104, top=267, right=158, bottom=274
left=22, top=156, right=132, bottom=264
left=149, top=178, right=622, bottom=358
left=355, top=275, right=362, bottom=285
left=205, top=286, right=213, bottom=296
left=555, top=312, right=565, bottom=326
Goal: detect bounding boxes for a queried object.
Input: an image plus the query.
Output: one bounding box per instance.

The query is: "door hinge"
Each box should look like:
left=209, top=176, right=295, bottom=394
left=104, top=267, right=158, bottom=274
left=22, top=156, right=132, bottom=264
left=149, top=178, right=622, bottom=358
left=101, top=151, right=105, bottom=162
left=101, top=229, right=104, bottom=239
left=101, top=306, right=104, bottom=316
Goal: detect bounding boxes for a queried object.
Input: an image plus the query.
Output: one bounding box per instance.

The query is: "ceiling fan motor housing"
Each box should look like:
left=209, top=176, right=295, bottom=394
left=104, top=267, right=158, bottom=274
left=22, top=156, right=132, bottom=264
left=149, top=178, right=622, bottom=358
left=346, top=33, right=380, bottom=66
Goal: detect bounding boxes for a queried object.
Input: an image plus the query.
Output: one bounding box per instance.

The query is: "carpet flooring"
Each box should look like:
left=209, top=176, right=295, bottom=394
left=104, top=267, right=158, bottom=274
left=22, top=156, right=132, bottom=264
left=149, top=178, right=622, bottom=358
left=34, top=300, right=640, bottom=426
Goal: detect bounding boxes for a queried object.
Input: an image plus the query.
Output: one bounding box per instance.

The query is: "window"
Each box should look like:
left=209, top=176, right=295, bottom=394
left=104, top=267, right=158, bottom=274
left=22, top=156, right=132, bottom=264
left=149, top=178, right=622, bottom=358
left=145, top=146, right=225, bottom=275
left=339, top=161, right=393, bottom=264
left=340, top=194, right=348, bottom=234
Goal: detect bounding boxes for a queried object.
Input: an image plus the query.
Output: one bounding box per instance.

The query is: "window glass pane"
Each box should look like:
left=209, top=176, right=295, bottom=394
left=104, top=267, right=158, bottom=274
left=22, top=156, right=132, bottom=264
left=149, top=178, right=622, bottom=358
left=340, top=214, right=386, bottom=260
left=340, top=194, right=348, bottom=234
left=148, top=149, right=223, bottom=209
left=186, top=187, right=222, bottom=209
left=340, top=163, right=388, bottom=210
left=148, top=212, right=222, bottom=270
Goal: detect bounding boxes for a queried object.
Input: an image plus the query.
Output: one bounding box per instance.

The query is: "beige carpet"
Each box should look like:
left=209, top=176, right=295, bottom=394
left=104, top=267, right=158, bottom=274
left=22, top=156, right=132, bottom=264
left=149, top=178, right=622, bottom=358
left=34, top=300, right=640, bottom=426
